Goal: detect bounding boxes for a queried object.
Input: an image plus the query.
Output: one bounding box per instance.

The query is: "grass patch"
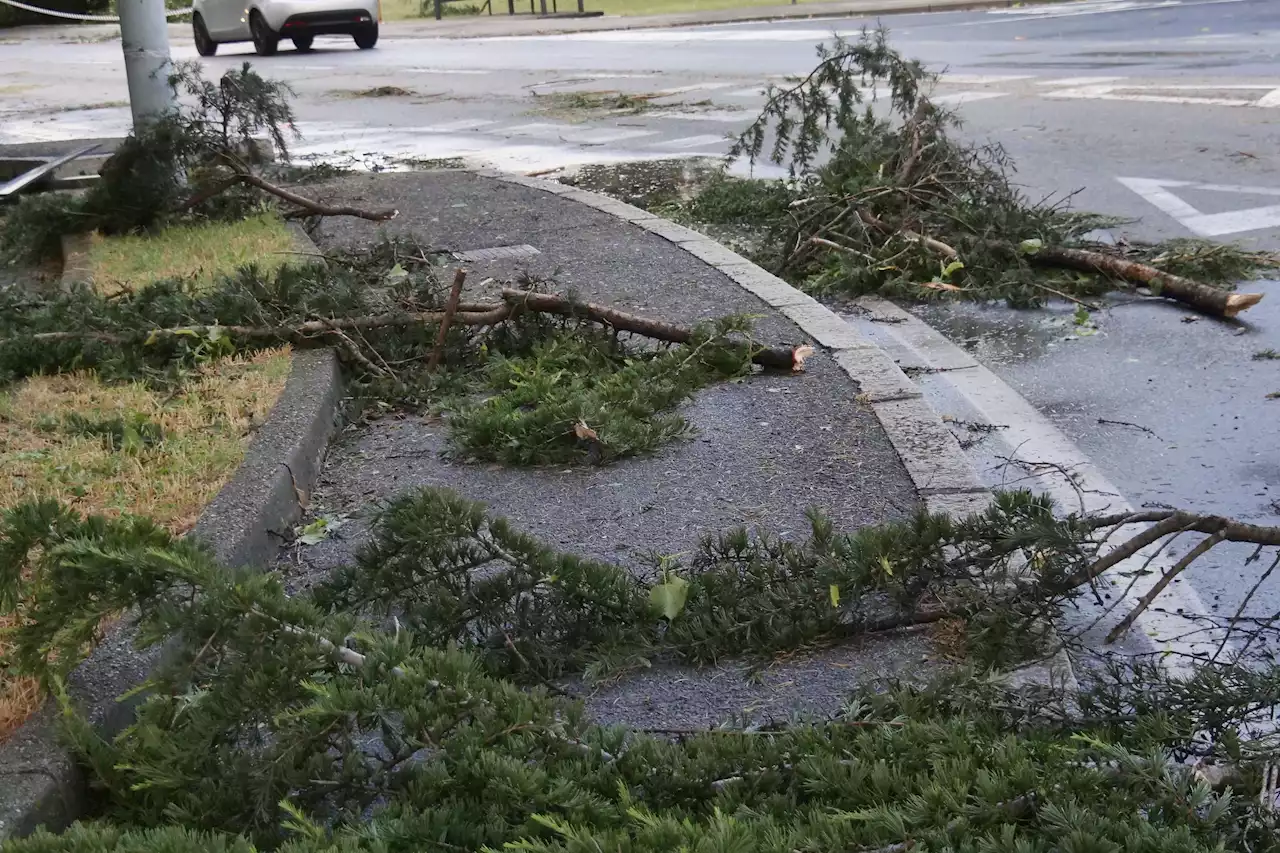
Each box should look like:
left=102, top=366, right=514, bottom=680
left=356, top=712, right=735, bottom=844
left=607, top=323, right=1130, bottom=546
left=1254, top=349, right=1279, bottom=361
left=529, top=90, right=725, bottom=121
left=0, top=348, right=292, bottom=742
left=81, top=212, right=293, bottom=296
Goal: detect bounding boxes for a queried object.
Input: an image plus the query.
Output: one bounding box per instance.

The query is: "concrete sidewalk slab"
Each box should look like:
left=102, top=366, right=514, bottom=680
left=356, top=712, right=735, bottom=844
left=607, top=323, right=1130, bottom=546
left=276, top=167, right=987, bottom=727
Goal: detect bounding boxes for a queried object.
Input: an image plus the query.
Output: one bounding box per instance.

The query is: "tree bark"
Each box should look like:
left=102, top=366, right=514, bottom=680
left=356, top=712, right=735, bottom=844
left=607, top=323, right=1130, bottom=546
left=1031, top=245, right=1264, bottom=318
left=500, top=289, right=805, bottom=370
left=427, top=268, right=467, bottom=372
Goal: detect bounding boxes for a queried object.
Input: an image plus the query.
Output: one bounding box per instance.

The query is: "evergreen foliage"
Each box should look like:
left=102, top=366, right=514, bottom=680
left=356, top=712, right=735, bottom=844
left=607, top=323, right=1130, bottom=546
left=1, top=63, right=294, bottom=264
left=3, top=490, right=1280, bottom=853
left=665, top=30, right=1280, bottom=307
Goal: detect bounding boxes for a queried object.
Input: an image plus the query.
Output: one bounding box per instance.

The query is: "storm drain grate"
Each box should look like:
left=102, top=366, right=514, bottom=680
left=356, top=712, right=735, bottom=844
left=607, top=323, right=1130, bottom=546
left=452, top=244, right=541, bottom=262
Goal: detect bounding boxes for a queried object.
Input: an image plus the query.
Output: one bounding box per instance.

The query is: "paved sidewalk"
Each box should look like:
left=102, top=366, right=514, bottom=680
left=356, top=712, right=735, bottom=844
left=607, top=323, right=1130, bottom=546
left=280, top=167, right=961, bottom=728
left=4, top=0, right=1056, bottom=42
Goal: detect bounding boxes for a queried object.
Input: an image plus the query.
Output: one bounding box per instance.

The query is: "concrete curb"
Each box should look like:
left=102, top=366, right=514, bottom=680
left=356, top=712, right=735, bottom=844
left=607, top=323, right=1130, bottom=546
left=0, top=348, right=346, bottom=840
left=471, top=166, right=989, bottom=517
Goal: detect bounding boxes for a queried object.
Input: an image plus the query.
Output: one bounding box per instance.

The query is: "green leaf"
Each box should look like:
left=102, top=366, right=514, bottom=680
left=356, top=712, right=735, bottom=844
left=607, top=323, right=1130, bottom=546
left=649, top=574, right=690, bottom=620
left=296, top=516, right=346, bottom=546
left=829, top=584, right=840, bottom=608
left=939, top=260, right=965, bottom=281
left=879, top=555, right=894, bottom=577
left=1018, top=238, right=1043, bottom=255
left=1073, top=305, right=1091, bottom=326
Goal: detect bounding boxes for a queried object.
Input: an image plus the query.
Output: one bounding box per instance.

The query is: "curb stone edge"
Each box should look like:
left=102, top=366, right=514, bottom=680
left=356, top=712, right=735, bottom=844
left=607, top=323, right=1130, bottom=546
left=0, top=238, right=346, bottom=839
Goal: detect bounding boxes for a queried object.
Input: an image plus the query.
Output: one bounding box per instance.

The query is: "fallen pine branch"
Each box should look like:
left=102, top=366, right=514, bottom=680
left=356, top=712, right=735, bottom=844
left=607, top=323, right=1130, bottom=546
left=1030, top=245, right=1264, bottom=319
left=500, top=288, right=810, bottom=371
left=181, top=171, right=399, bottom=222
left=427, top=268, right=467, bottom=372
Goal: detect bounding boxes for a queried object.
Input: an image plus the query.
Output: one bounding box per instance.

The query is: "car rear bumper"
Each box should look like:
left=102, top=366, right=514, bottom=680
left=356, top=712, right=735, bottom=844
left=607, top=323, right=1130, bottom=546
left=260, top=0, right=378, bottom=32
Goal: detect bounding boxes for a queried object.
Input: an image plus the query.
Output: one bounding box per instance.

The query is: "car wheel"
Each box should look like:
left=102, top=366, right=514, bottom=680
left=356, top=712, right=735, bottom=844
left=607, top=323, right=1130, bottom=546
left=292, top=34, right=314, bottom=51
left=250, top=13, right=279, bottom=56
left=353, top=24, right=377, bottom=49
left=193, top=14, right=217, bottom=56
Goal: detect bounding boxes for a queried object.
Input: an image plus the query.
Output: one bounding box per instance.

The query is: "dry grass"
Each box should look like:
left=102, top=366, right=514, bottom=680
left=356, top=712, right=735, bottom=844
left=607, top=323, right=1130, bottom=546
left=83, top=213, right=294, bottom=296
left=0, top=348, right=292, bottom=742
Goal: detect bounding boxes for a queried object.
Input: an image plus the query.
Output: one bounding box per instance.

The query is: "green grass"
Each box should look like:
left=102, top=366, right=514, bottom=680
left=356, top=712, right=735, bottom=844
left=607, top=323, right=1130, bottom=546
left=380, top=0, right=824, bottom=20
left=82, top=213, right=293, bottom=296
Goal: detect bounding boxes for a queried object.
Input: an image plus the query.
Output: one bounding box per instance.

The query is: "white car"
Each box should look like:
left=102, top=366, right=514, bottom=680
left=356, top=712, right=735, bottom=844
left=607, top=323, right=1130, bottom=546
left=192, top=0, right=380, bottom=56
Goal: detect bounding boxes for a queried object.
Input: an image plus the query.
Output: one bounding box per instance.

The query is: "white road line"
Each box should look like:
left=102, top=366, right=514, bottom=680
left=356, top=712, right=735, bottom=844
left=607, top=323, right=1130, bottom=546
left=656, top=82, right=736, bottom=95
left=403, top=67, right=492, bottom=75
left=1118, top=176, right=1280, bottom=237
left=1036, top=76, right=1126, bottom=86
left=1044, top=82, right=1280, bottom=108
left=931, top=91, right=1011, bottom=106
left=496, top=122, right=658, bottom=144
left=650, top=134, right=728, bottom=149
left=941, top=74, right=1033, bottom=85
left=647, top=109, right=749, bottom=122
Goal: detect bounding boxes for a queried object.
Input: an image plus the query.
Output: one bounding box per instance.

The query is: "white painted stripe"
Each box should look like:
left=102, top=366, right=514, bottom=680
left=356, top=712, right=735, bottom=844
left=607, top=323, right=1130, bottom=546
left=1036, top=76, right=1125, bottom=86
left=931, top=91, right=1010, bottom=106
left=650, top=134, right=728, bottom=149
left=474, top=27, right=859, bottom=43
left=656, top=82, right=735, bottom=95
left=1257, top=89, right=1280, bottom=108
left=647, top=109, right=749, bottom=122
left=570, top=127, right=659, bottom=144
left=422, top=119, right=499, bottom=133
left=1117, top=176, right=1280, bottom=237
left=403, top=67, right=492, bottom=75
left=495, top=123, right=657, bottom=145
left=941, top=74, right=1033, bottom=85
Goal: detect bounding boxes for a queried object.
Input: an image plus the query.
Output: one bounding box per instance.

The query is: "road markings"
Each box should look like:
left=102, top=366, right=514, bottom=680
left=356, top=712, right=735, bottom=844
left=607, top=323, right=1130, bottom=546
left=1036, top=76, right=1125, bottom=87
left=1118, top=177, right=1280, bottom=237
left=941, top=74, right=1033, bottom=85
left=655, top=82, right=735, bottom=95
left=651, top=134, right=728, bottom=149
left=1044, top=83, right=1280, bottom=108
left=497, top=123, right=658, bottom=145
left=931, top=91, right=1010, bottom=106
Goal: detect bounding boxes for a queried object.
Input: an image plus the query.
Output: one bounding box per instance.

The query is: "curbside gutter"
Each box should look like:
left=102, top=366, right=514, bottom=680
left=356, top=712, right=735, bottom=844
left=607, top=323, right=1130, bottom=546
left=0, top=347, right=346, bottom=841
left=472, top=167, right=991, bottom=519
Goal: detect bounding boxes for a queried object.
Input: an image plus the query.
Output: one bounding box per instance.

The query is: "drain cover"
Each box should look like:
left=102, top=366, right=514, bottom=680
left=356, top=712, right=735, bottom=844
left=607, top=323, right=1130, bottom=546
left=452, top=244, right=541, bottom=262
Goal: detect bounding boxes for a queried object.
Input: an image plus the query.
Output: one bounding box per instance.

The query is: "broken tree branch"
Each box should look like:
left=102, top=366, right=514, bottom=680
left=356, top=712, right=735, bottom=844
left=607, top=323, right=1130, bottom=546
left=1031, top=245, right=1264, bottom=318
left=181, top=171, right=399, bottom=222
left=1106, top=530, right=1226, bottom=643
left=427, top=268, right=467, bottom=372
left=857, top=209, right=959, bottom=260
left=500, top=288, right=805, bottom=371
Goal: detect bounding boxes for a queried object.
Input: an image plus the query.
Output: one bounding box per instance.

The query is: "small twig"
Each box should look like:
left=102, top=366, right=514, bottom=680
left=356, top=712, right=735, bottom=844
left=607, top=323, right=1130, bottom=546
left=1028, top=280, right=1102, bottom=311
left=1096, top=418, right=1160, bottom=439
left=427, top=268, right=467, bottom=372
left=319, top=319, right=389, bottom=379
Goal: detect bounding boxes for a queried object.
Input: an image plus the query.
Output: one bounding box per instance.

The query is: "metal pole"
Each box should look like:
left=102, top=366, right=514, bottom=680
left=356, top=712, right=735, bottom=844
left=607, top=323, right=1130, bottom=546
left=117, top=0, right=177, bottom=129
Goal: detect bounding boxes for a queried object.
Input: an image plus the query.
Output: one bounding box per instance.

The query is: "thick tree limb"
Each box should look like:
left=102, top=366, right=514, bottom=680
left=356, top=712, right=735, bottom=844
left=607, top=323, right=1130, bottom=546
left=1031, top=245, right=1263, bottom=318
left=181, top=171, right=399, bottom=222
left=15, top=305, right=512, bottom=346
left=500, top=288, right=806, bottom=371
